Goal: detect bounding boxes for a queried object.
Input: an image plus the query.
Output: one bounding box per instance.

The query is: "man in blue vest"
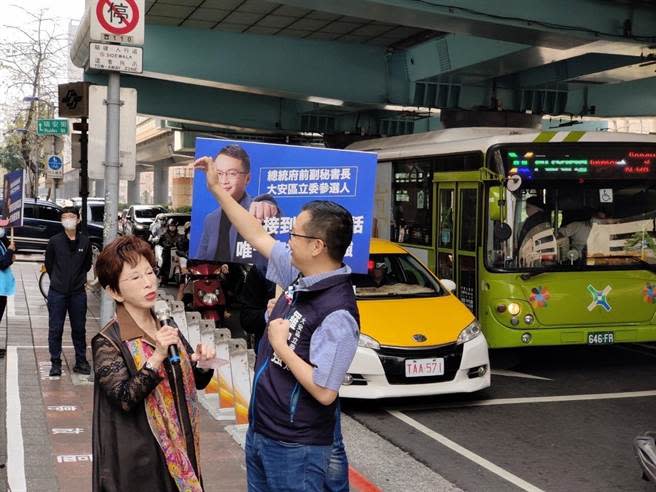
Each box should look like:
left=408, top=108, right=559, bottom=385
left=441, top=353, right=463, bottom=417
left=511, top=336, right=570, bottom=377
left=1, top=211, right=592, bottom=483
left=195, top=158, right=359, bottom=491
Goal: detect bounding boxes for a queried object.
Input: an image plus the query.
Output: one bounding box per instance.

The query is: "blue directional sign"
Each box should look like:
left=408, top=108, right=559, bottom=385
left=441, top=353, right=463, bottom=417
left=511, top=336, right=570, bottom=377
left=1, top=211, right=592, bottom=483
left=47, top=155, right=63, bottom=178
left=48, top=155, right=62, bottom=170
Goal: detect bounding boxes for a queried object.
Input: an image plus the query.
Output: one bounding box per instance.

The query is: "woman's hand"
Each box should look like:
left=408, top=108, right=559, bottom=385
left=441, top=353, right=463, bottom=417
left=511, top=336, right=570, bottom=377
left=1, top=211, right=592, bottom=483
left=154, top=325, right=180, bottom=359
left=191, top=343, right=216, bottom=363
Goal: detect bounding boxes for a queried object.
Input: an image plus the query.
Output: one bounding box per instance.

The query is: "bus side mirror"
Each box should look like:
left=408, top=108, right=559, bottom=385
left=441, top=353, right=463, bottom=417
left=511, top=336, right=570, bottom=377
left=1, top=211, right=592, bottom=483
left=489, top=186, right=503, bottom=221
left=494, top=222, right=512, bottom=242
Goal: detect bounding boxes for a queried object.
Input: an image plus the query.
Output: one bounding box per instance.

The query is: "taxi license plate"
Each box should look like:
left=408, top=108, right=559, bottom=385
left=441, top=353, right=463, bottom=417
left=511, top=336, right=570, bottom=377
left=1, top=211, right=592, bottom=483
left=587, top=331, right=614, bottom=345
left=405, top=358, right=444, bottom=377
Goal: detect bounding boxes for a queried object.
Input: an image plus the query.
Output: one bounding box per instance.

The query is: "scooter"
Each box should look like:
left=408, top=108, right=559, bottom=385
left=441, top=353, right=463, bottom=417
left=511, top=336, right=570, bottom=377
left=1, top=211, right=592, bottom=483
left=187, top=261, right=227, bottom=327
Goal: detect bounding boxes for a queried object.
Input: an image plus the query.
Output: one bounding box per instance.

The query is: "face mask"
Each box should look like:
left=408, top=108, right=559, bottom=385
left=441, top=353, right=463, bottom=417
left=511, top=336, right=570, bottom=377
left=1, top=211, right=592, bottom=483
left=0, top=228, right=6, bottom=239
left=62, top=219, right=77, bottom=231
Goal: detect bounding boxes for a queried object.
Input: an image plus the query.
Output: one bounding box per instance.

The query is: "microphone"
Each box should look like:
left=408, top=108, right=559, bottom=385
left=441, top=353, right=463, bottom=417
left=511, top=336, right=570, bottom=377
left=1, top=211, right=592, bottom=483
left=153, top=300, right=180, bottom=364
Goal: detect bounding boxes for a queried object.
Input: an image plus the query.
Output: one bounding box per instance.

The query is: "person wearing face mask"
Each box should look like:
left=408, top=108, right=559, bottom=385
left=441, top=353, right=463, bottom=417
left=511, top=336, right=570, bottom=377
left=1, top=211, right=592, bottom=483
left=0, top=217, right=16, bottom=358
left=45, top=206, right=93, bottom=377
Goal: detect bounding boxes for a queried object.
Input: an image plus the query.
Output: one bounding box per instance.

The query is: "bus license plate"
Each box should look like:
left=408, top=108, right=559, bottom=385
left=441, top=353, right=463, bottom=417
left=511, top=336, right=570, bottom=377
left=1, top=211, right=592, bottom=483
left=587, top=331, right=614, bottom=345
left=405, top=358, right=444, bottom=377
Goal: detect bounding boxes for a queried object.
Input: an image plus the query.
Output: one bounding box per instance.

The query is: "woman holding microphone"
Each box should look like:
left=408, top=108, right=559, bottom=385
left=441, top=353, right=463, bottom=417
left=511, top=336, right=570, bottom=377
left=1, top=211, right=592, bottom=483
left=91, top=235, right=215, bottom=492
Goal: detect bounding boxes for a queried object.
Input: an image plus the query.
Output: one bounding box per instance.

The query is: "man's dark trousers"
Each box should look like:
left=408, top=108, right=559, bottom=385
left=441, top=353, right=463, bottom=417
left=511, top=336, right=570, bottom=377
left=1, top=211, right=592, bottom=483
left=47, top=289, right=87, bottom=364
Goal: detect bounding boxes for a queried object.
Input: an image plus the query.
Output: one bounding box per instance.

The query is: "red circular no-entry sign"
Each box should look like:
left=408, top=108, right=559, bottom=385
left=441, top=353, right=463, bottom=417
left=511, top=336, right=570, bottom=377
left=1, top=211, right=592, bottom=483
left=96, top=0, right=140, bottom=36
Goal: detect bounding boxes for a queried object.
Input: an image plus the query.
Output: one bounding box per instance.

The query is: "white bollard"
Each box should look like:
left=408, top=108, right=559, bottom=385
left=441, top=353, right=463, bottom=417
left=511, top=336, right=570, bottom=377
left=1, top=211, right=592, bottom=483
left=212, top=328, right=235, bottom=420
left=247, top=349, right=256, bottom=386
left=171, top=302, right=190, bottom=341
left=184, top=312, right=202, bottom=350
left=229, top=339, right=251, bottom=425
left=199, top=320, right=215, bottom=347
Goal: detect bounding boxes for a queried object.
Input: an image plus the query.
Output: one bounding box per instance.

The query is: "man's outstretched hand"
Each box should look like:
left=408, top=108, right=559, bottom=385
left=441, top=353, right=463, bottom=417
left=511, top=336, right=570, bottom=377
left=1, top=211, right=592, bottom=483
left=194, top=156, right=221, bottom=196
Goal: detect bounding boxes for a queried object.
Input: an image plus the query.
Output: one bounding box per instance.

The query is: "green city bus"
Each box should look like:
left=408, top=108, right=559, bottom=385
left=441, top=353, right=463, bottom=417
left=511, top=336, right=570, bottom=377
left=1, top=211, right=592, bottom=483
left=349, top=127, right=656, bottom=348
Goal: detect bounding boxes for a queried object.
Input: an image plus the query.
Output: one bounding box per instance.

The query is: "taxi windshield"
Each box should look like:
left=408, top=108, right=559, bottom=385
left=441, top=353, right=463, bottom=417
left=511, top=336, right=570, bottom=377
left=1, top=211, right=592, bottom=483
left=352, top=253, right=445, bottom=298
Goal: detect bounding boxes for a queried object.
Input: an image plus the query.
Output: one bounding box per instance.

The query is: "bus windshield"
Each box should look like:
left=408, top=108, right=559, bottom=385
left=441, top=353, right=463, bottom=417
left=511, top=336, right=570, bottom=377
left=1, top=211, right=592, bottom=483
left=486, top=144, right=656, bottom=272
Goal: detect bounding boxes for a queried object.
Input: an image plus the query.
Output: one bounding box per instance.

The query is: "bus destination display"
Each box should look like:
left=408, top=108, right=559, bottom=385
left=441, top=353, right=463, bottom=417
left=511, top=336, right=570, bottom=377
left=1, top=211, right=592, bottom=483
left=504, top=145, right=656, bottom=179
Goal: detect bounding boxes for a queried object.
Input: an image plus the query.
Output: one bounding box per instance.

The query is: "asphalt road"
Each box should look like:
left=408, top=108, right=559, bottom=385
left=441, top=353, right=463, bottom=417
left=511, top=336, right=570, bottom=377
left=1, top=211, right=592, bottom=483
left=343, top=343, right=656, bottom=491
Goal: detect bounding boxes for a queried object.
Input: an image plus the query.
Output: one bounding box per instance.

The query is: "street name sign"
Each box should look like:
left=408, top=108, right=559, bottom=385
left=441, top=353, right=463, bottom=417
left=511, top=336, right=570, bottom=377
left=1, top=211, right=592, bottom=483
left=89, top=43, right=143, bottom=73
left=88, top=85, right=137, bottom=181
left=90, top=0, right=145, bottom=45
left=37, top=119, right=69, bottom=136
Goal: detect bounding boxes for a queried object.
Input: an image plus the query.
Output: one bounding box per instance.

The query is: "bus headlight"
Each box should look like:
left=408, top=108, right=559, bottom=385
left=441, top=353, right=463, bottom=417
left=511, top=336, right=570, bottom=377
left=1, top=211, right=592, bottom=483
left=507, top=302, right=521, bottom=316
left=457, top=320, right=481, bottom=345
left=358, top=334, right=380, bottom=350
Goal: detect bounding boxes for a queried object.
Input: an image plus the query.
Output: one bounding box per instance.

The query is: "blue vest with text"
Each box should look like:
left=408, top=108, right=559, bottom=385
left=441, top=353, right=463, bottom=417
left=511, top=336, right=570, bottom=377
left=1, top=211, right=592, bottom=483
left=249, top=272, right=359, bottom=445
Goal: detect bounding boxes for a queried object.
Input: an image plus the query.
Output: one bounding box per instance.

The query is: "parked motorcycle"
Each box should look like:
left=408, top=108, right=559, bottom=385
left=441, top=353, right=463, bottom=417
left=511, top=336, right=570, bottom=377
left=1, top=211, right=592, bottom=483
left=187, top=261, right=227, bottom=327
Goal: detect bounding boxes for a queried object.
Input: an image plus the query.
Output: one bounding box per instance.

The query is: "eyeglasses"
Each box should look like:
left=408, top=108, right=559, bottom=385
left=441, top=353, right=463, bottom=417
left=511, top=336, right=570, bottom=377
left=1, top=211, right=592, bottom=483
left=216, top=170, right=248, bottom=180
left=287, top=231, right=323, bottom=241
left=119, top=268, right=158, bottom=283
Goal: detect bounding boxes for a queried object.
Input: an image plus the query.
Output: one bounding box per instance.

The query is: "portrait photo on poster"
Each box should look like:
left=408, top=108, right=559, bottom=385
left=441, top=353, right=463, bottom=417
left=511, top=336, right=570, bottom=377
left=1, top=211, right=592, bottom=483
left=189, top=138, right=377, bottom=273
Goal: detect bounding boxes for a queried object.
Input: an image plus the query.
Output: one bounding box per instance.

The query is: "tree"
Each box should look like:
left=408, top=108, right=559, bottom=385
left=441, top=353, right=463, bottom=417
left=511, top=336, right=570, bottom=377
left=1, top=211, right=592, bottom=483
left=0, top=133, right=25, bottom=173
left=0, top=6, right=67, bottom=197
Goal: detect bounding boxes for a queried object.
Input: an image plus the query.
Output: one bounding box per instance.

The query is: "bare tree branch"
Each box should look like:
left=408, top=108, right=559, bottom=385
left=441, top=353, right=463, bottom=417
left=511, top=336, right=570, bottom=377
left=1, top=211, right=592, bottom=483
left=0, top=6, right=68, bottom=197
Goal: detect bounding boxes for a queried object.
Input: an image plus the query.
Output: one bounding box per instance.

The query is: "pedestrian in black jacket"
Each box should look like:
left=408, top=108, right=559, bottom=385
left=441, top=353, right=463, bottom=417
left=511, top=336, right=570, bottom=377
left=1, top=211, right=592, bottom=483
left=45, top=206, right=93, bottom=377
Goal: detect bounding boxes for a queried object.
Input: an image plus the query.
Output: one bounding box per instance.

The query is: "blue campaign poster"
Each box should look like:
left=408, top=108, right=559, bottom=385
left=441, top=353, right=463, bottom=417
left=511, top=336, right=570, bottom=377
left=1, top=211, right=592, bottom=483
left=3, top=170, right=24, bottom=227
left=189, top=138, right=377, bottom=273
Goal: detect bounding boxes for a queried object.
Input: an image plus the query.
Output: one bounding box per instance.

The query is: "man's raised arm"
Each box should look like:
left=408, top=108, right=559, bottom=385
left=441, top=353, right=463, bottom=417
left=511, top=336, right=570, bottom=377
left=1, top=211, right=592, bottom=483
left=194, top=156, right=276, bottom=259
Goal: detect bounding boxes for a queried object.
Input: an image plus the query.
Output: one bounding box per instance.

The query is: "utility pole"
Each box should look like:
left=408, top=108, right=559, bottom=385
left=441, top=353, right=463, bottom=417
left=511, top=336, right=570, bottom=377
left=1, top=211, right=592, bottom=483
left=99, top=72, right=121, bottom=325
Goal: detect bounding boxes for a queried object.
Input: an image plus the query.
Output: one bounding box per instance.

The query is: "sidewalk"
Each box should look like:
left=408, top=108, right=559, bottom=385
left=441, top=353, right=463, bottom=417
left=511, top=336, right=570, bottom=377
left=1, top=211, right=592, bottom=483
left=2, top=261, right=392, bottom=492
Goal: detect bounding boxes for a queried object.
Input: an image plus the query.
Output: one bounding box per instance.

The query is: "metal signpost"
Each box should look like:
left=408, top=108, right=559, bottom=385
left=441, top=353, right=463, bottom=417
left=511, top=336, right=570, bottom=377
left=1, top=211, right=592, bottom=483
left=89, top=0, right=144, bottom=324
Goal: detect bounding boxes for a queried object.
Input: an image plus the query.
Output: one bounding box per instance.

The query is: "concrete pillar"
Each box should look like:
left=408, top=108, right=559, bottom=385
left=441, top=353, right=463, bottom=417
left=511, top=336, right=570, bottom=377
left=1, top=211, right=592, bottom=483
left=153, top=165, right=169, bottom=206
left=127, top=170, right=140, bottom=205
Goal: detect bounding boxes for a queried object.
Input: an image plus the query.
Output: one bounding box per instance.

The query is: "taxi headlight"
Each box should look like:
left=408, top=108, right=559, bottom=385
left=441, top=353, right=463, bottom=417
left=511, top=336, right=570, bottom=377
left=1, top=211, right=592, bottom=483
left=358, top=333, right=380, bottom=350
left=457, top=320, right=481, bottom=345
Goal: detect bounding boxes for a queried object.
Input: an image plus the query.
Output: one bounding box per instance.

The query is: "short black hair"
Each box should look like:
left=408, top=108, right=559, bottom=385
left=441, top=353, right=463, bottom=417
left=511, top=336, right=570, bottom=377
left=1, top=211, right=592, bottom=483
left=301, top=201, right=353, bottom=262
left=61, top=206, right=79, bottom=217
left=216, top=144, right=250, bottom=173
